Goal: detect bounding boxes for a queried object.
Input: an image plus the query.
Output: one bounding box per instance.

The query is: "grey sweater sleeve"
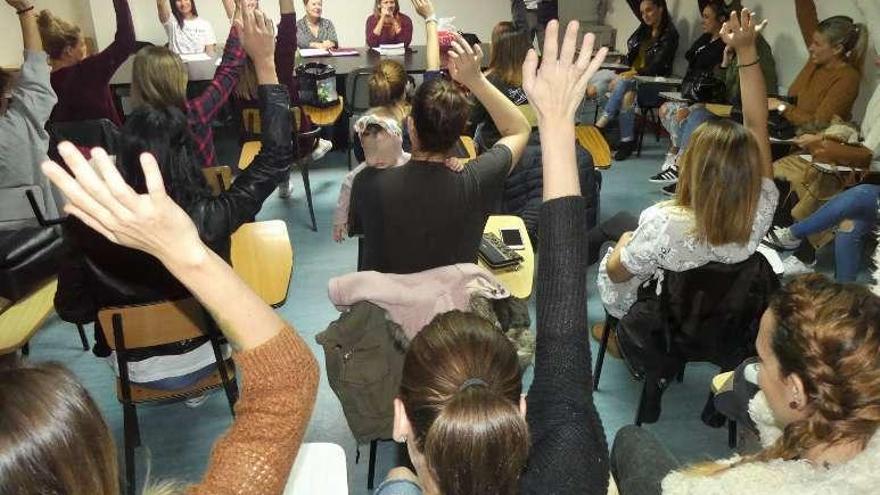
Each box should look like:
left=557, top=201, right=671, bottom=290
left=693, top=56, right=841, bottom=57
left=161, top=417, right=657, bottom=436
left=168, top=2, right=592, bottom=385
left=520, top=196, right=610, bottom=494
left=7, top=50, right=57, bottom=131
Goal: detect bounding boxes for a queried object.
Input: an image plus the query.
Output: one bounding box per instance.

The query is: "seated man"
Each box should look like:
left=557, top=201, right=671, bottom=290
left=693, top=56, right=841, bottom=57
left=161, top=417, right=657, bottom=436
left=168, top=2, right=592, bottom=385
left=349, top=35, right=530, bottom=274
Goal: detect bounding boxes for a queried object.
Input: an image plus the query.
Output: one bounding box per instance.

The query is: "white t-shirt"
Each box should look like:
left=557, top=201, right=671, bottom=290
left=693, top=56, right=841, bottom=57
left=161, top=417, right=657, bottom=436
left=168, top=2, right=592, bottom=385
left=598, top=178, right=779, bottom=318
left=164, top=17, right=217, bottom=55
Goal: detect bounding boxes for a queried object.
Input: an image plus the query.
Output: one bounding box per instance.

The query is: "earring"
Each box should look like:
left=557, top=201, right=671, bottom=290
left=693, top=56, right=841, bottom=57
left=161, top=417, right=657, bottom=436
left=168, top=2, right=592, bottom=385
left=789, top=400, right=799, bottom=409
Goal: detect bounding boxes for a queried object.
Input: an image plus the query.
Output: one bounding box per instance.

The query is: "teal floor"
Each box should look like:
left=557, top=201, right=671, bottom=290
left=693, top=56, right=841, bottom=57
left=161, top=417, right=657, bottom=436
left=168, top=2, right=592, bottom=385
left=23, top=123, right=841, bottom=493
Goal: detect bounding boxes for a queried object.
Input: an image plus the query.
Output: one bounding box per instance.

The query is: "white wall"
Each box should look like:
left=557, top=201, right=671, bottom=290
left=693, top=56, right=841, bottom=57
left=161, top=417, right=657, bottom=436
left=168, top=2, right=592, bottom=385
left=605, top=0, right=879, bottom=121
left=1, top=0, right=95, bottom=67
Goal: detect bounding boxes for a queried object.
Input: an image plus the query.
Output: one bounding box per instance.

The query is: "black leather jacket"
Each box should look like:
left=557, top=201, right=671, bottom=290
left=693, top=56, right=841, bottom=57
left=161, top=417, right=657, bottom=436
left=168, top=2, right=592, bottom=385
left=625, top=0, right=679, bottom=77
left=56, top=85, right=293, bottom=322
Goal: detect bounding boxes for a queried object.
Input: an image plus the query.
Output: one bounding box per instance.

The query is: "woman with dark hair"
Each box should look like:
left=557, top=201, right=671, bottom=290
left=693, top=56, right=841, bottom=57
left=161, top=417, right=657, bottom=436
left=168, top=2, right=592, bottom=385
left=374, top=21, right=611, bottom=495
left=157, top=0, right=233, bottom=55
left=56, top=7, right=293, bottom=390
left=612, top=272, right=880, bottom=494
left=593, top=0, right=679, bottom=160
left=366, top=0, right=413, bottom=48
left=469, top=21, right=533, bottom=151
left=14, top=123, right=319, bottom=493
left=38, top=0, right=135, bottom=125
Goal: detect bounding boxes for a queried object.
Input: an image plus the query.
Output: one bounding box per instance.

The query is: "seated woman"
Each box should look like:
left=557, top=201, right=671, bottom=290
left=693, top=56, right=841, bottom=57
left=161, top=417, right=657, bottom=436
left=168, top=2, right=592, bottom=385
left=18, top=106, right=318, bottom=493
left=156, top=0, right=230, bottom=56
left=297, top=0, right=338, bottom=49
left=348, top=32, right=530, bottom=274
left=55, top=8, right=292, bottom=388
left=768, top=0, right=871, bottom=271
left=612, top=273, right=880, bottom=495
left=597, top=10, right=776, bottom=336
left=0, top=0, right=60, bottom=230
left=366, top=0, right=413, bottom=48
left=655, top=0, right=727, bottom=173
left=593, top=0, right=678, bottom=161
left=375, top=20, right=610, bottom=495
left=37, top=0, right=135, bottom=125
left=469, top=21, right=532, bottom=151
left=136, top=6, right=248, bottom=168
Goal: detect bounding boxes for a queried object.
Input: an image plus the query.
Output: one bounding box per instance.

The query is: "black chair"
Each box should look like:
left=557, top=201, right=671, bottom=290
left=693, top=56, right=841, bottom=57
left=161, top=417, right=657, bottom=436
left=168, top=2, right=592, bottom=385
left=593, top=253, right=779, bottom=426
left=344, top=68, right=375, bottom=169
left=47, top=118, right=120, bottom=157
left=97, top=298, right=237, bottom=495
left=634, top=85, right=669, bottom=157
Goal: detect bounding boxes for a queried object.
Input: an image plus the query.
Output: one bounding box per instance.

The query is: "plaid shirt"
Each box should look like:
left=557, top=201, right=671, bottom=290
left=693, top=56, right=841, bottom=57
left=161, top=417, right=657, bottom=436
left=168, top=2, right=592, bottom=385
left=187, top=27, right=246, bottom=168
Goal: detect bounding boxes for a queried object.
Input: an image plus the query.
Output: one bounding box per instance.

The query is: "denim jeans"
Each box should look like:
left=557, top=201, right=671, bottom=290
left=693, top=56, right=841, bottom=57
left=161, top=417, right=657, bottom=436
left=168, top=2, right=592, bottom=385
left=676, top=105, right=717, bottom=159
left=601, top=77, right=638, bottom=141
left=790, top=184, right=880, bottom=282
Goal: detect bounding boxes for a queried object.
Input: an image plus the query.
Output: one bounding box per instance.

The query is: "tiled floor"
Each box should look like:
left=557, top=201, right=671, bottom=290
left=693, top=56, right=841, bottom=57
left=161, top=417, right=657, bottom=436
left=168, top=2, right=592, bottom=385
left=22, top=121, right=842, bottom=493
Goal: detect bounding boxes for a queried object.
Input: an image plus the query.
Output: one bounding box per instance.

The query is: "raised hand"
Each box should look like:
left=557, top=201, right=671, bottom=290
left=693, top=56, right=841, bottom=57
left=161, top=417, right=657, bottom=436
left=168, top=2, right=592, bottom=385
left=522, top=20, right=608, bottom=122
left=240, top=1, right=275, bottom=60
left=410, top=0, right=434, bottom=19
left=5, top=0, right=32, bottom=10
left=719, top=8, right=767, bottom=52
left=41, top=143, right=207, bottom=267
left=447, top=32, right=484, bottom=88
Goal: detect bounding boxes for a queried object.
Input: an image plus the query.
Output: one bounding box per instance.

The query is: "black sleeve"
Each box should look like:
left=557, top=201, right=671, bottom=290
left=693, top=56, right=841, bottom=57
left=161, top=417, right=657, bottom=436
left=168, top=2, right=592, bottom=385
left=191, top=85, right=293, bottom=246
left=520, top=197, right=610, bottom=495
left=512, top=0, right=528, bottom=31
left=626, top=0, right=640, bottom=17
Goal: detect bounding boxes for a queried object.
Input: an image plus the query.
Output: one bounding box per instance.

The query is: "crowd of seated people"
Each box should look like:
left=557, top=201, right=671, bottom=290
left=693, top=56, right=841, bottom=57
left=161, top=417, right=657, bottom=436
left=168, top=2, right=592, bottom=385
left=1, top=0, right=880, bottom=494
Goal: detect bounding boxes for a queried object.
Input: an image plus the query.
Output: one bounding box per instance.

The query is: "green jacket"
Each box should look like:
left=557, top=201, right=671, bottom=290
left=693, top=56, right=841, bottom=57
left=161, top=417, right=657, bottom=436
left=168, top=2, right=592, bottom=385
left=719, top=35, right=779, bottom=104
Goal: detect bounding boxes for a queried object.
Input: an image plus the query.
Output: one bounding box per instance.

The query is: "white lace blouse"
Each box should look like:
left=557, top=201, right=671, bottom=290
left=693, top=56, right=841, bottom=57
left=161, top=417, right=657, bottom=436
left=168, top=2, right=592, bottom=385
left=598, top=178, right=779, bottom=318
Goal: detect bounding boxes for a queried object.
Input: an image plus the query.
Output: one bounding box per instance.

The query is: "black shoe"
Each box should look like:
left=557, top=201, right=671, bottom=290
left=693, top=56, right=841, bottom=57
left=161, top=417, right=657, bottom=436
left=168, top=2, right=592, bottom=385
left=614, top=140, right=635, bottom=161
left=661, top=182, right=677, bottom=196
left=649, top=167, right=678, bottom=184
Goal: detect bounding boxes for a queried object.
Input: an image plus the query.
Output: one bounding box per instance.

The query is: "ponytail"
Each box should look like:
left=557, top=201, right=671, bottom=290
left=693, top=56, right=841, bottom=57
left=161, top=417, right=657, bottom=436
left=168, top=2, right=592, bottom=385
left=845, top=23, right=869, bottom=72
left=399, top=311, right=529, bottom=495
left=368, top=60, right=407, bottom=108
left=37, top=10, right=81, bottom=60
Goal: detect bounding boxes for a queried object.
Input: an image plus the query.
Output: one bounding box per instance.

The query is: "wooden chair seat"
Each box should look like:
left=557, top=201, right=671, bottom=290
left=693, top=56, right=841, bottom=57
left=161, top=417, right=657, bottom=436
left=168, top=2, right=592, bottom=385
left=202, top=166, right=233, bottom=195
left=480, top=216, right=535, bottom=299
left=0, top=279, right=57, bottom=355
left=302, top=97, right=344, bottom=126
left=116, top=359, right=236, bottom=404
left=576, top=125, right=613, bottom=170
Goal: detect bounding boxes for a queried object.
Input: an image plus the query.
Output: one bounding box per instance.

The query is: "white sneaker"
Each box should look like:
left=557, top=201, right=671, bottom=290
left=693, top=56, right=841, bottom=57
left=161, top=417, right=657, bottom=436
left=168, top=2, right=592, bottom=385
left=277, top=175, right=293, bottom=199
left=311, top=138, right=333, bottom=161
left=649, top=167, right=678, bottom=184
left=763, top=226, right=801, bottom=251
left=184, top=393, right=209, bottom=409
left=660, top=152, right=677, bottom=171
left=782, top=255, right=816, bottom=278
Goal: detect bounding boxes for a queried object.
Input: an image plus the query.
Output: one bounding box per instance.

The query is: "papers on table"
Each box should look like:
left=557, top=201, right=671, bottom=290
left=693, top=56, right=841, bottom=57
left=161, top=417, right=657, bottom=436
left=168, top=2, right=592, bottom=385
left=799, top=154, right=856, bottom=173
left=371, top=43, right=406, bottom=56
left=659, top=91, right=688, bottom=102
left=299, top=48, right=331, bottom=57
left=329, top=48, right=360, bottom=57
left=180, top=53, right=212, bottom=63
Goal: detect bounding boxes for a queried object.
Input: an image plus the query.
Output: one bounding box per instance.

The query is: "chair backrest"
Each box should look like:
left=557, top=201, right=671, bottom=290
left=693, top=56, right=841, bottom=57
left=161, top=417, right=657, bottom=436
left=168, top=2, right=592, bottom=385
left=202, top=166, right=232, bottom=196
left=661, top=253, right=780, bottom=368
left=97, top=298, right=212, bottom=350
left=345, top=68, right=374, bottom=115
left=48, top=119, right=120, bottom=155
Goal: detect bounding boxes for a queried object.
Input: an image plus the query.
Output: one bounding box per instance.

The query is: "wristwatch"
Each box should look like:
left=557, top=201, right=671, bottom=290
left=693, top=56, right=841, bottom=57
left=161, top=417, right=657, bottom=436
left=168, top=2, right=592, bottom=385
left=425, top=14, right=438, bottom=24
left=777, top=103, right=787, bottom=113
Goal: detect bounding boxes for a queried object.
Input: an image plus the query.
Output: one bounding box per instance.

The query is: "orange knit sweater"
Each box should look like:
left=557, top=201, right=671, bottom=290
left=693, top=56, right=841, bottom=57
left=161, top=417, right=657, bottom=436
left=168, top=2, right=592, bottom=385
left=187, top=328, right=319, bottom=495
left=785, top=0, right=862, bottom=126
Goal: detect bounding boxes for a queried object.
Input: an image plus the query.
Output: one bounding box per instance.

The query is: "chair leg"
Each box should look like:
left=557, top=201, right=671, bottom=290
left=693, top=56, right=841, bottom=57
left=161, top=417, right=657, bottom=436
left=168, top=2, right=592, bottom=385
left=300, top=160, right=317, bottom=232
left=21, top=342, right=29, bottom=356
left=634, top=380, right=648, bottom=426
left=77, top=323, right=89, bottom=351
left=122, top=403, right=141, bottom=495
left=636, top=114, right=646, bottom=157
left=676, top=366, right=685, bottom=383
left=367, top=439, right=379, bottom=489
left=728, top=420, right=738, bottom=449
left=593, top=316, right=613, bottom=391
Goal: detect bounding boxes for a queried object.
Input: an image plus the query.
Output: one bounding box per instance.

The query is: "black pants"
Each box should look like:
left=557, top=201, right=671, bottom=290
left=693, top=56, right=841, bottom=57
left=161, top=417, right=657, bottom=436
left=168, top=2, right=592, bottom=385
left=611, top=425, right=680, bottom=495
left=587, top=211, right=639, bottom=266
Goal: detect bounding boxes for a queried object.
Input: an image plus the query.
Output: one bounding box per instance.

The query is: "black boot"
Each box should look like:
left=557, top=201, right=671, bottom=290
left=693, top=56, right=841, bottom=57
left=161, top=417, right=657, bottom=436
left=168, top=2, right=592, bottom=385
left=614, top=140, right=635, bottom=161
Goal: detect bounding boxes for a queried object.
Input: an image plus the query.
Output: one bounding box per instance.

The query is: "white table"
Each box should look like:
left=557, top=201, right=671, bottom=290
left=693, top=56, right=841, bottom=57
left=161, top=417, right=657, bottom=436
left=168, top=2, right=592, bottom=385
left=284, top=443, right=348, bottom=495
left=659, top=91, right=688, bottom=103
left=110, top=53, right=220, bottom=87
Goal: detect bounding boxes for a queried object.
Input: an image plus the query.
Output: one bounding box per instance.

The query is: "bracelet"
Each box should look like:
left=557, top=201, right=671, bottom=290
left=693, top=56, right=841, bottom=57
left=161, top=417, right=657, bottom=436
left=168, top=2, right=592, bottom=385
left=736, top=58, right=760, bottom=69
left=17, top=5, right=35, bottom=15
left=425, top=15, right=438, bottom=24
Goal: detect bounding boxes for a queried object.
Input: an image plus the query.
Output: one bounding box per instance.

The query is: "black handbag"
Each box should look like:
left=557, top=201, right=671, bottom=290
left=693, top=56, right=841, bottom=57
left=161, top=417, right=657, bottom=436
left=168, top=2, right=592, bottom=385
left=295, top=62, right=339, bottom=108
left=0, top=227, right=63, bottom=302
left=680, top=71, right=726, bottom=104
left=478, top=233, right=522, bottom=270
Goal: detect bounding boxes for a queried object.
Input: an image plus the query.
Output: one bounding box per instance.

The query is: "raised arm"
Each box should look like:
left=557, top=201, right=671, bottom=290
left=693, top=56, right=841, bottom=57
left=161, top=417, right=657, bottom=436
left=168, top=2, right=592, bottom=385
left=222, top=0, right=236, bottom=20
left=156, top=0, right=171, bottom=24
left=448, top=33, right=530, bottom=170
left=275, top=0, right=297, bottom=95
left=626, top=0, right=640, bottom=19
left=794, top=0, right=819, bottom=48
left=80, top=0, right=135, bottom=80
left=42, top=141, right=317, bottom=495
left=721, top=9, right=771, bottom=177
left=412, top=0, right=438, bottom=71
left=189, top=23, right=247, bottom=125
left=520, top=20, right=610, bottom=494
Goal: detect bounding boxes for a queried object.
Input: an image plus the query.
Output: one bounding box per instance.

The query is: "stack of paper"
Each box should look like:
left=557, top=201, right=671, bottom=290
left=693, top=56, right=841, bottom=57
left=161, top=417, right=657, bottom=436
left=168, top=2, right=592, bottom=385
left=372, top=43, right=405, bottom=56
left=329, top=48, right=359, bottom=57
left=299, top=48, right=330, bottom=58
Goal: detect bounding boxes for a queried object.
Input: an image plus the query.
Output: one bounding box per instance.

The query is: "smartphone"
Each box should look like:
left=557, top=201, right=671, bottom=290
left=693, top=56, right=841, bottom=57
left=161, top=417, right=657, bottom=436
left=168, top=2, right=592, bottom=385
left=499, top=228, right=525, bottom=250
